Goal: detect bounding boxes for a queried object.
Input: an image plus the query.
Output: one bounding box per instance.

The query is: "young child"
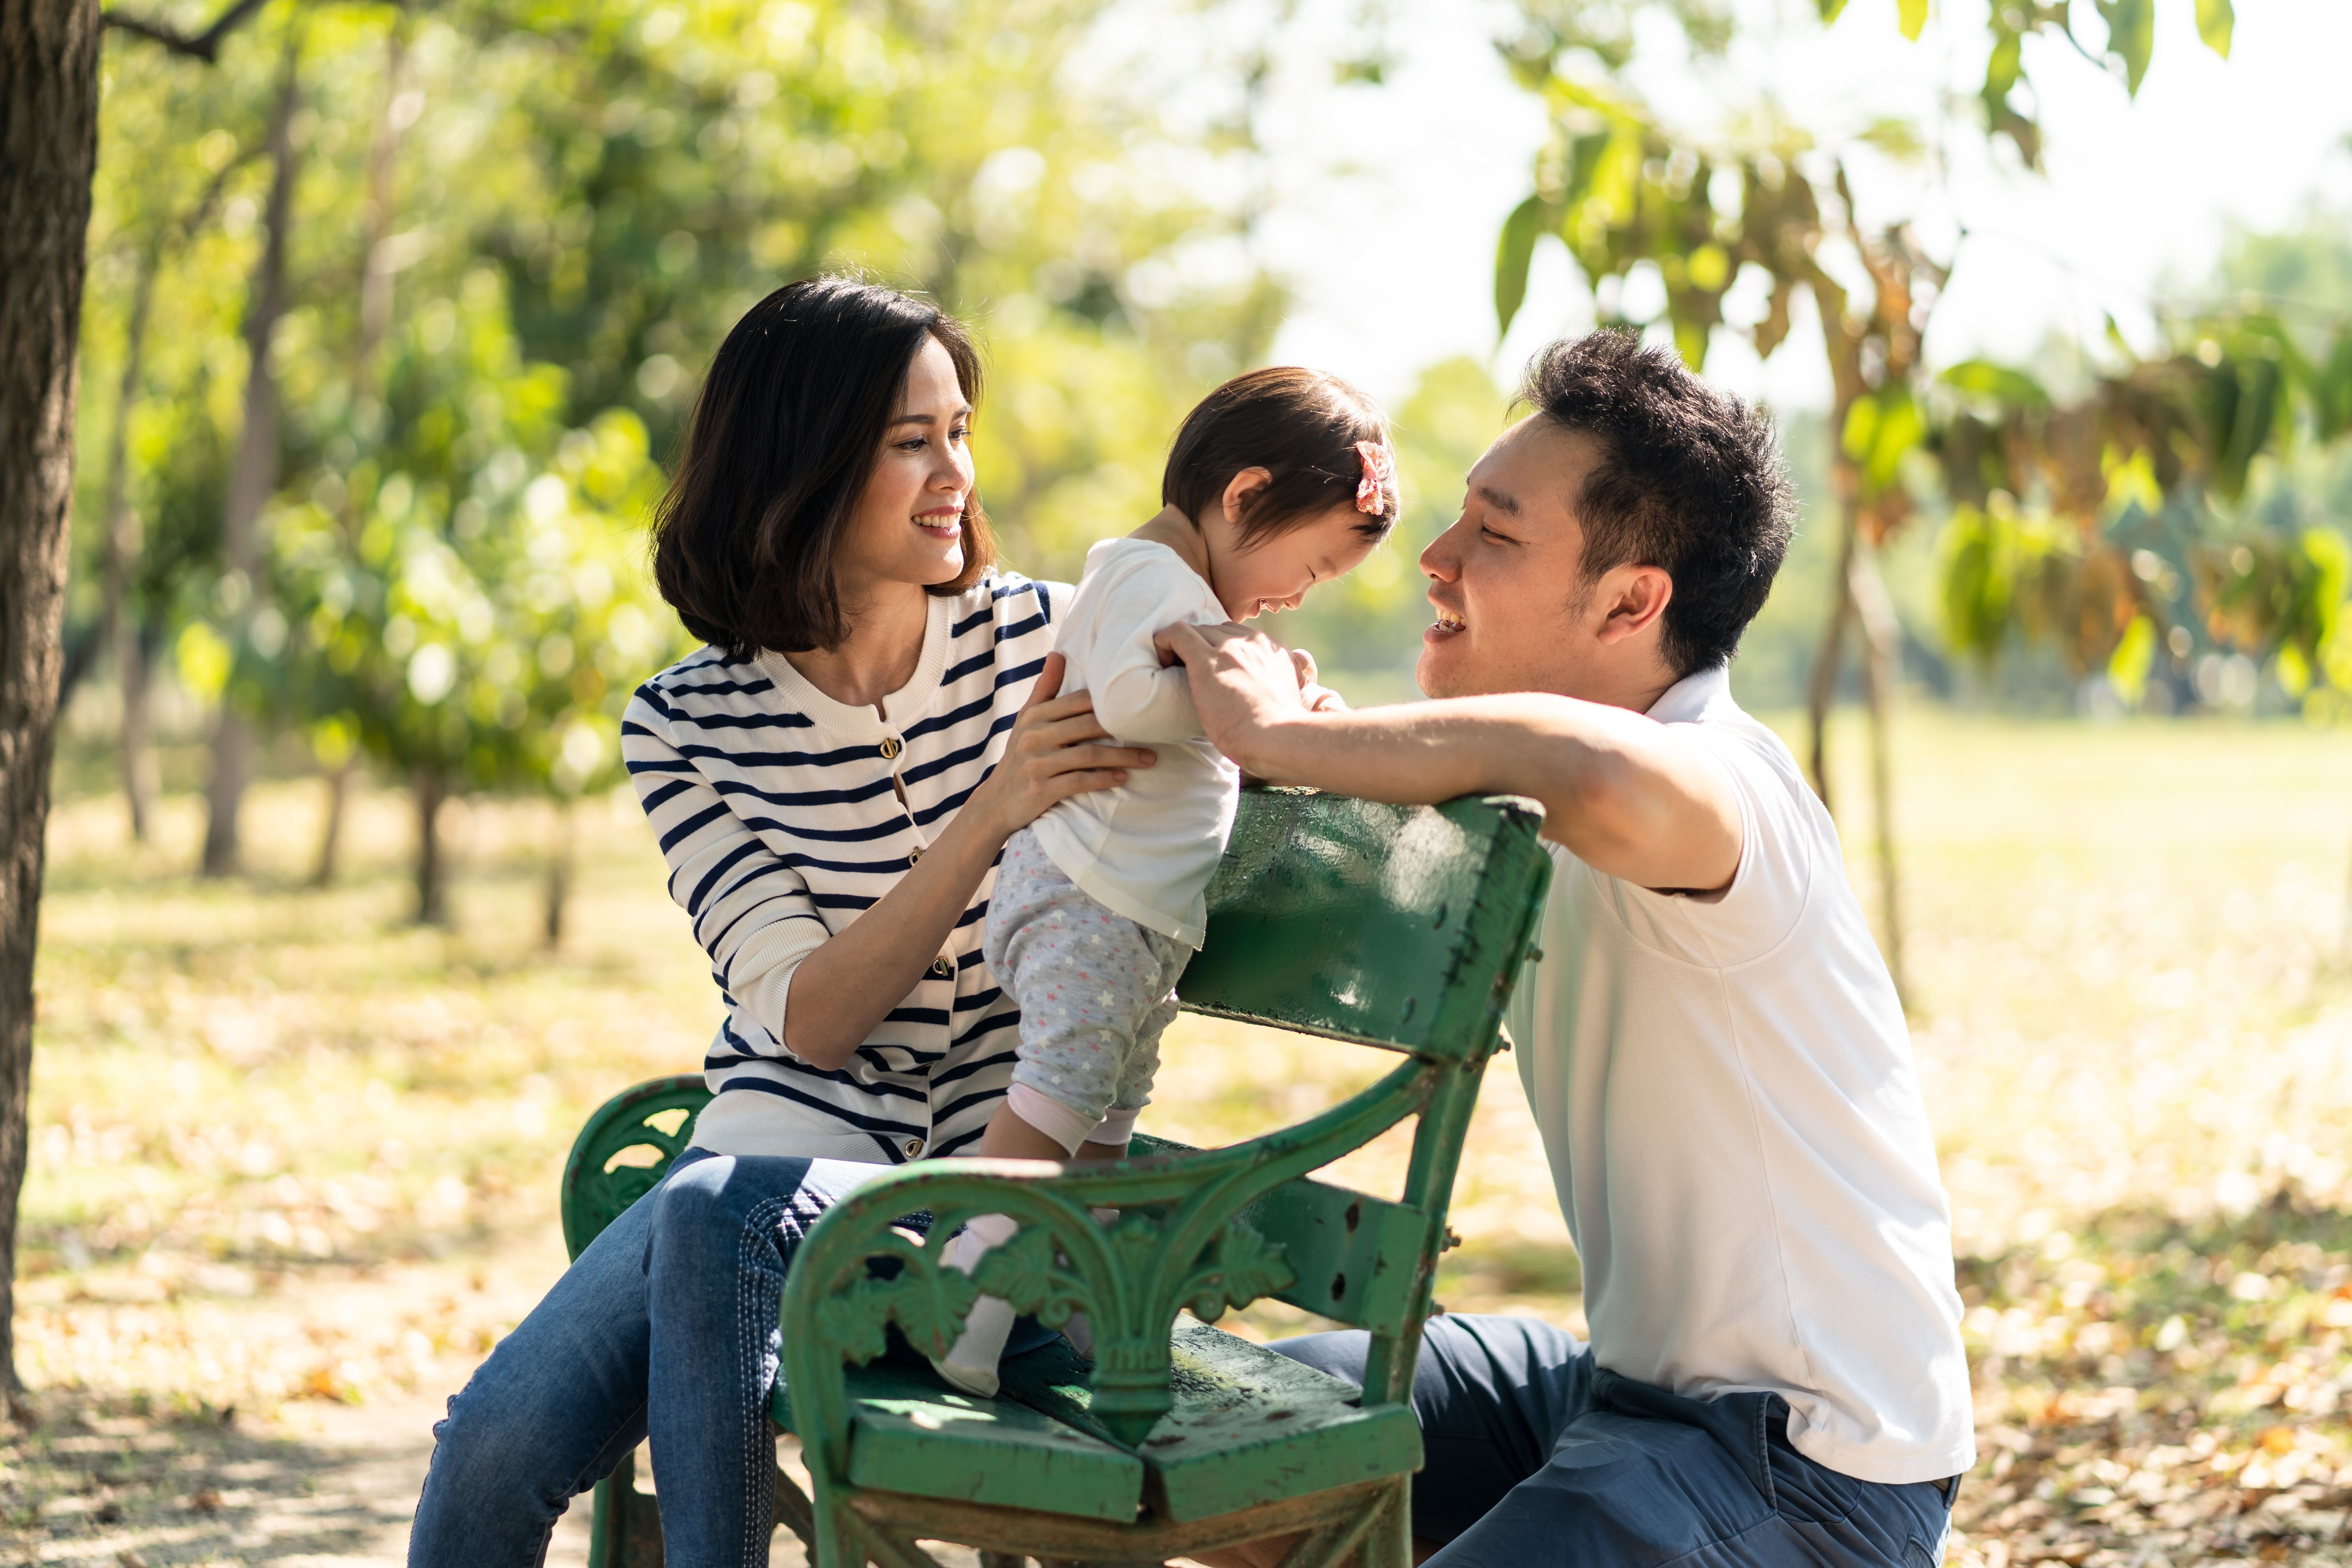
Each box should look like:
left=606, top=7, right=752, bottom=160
left=931, top=366, right=1400, bottom=1397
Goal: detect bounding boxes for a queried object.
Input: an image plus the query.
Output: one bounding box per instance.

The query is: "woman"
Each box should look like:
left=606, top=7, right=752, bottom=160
left=408, top=276, right=1158, bottom=1566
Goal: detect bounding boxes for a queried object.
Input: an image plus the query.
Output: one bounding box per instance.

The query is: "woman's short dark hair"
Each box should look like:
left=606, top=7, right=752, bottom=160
left=1162, top=367, right=1399, bottom=547
left=1519, top=330, right=1793, bottom=677
left=652, top=276, right=994, bottom=658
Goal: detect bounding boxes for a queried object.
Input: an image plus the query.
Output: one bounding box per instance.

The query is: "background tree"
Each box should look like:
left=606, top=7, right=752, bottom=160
left=1489, top=0, right=2239, bottom=995
left=18, top=0, right=1311, bottom=1397
left=1924, top=281, right=2352, bottom=943
left=1, top=0, right=102, bottom=1413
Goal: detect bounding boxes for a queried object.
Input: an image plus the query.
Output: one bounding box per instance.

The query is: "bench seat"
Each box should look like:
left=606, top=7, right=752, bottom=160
left=774, top=1319, right=1420, bottom=1525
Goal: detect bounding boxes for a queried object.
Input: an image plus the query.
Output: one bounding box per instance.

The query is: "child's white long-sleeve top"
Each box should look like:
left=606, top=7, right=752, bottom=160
left=1027, top=537, right=1240, bottom=948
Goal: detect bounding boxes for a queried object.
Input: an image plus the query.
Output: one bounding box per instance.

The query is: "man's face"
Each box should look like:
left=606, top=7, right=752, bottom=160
left=1416, top=416, right=1607, bottom=701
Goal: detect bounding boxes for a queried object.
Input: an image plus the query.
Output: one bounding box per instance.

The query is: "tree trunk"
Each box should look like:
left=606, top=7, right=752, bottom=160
left=309, top=27, right=406, bottom=889
left=544, top=796, right=574, bottom=949
left=1849, top=539, right=1907, bottom=1006
left=414, top=767, right=449, bottom=926
left=310, top=758, right=352, bottom=887
left=1804, top=501, right=1859, bottom=811
left=122, top=617, right=159, bottom=839
left=98, top=225, right=163, bottom=840
left=200, top=42, right=300, bottom=877
left=0, top=0, right=104, bottom=1406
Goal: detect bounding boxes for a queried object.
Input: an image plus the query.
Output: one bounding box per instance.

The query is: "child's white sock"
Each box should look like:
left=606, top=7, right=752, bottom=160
left=932, top=1211, right=1021, bottom=1398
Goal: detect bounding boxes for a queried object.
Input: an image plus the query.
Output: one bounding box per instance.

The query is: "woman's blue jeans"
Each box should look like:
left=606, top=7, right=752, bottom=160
left=410, top=1149, right=1055, bottom=1568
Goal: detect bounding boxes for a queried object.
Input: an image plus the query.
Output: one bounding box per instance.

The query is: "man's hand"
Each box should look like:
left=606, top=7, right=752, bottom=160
left=1153, top=622, right=1307, bottom=775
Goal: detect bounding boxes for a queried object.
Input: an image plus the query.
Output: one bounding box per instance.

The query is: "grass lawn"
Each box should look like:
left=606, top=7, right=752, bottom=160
left=7, top=704, right=2352, bottom=1566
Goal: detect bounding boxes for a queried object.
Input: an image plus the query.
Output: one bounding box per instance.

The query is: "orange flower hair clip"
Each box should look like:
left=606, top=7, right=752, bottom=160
left=1353, top=441, right=1395, bottom=516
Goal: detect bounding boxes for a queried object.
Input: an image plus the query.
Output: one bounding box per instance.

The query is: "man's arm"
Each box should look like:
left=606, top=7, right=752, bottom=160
left=1156, top=622, right=1742, bottom=893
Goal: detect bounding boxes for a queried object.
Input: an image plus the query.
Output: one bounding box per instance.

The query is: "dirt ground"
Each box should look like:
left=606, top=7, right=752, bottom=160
left=0, top=1239, right=592, bottom=1568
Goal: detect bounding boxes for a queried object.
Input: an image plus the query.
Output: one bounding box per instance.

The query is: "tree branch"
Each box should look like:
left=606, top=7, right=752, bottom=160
left=101, top=0, right=273, bottom=62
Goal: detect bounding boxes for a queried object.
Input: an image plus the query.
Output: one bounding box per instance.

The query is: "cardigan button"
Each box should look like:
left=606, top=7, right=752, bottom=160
left=879, top=736, right=903, bottom=760
left=908, top=847, right=923, bottom=866
left=930, top=958, right=953, bottom=979
left=903, top=1138, right=924, bottom=1158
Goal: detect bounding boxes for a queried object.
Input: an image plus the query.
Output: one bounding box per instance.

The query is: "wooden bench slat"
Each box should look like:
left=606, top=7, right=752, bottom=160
left=996, top=1319, right=1421, bottom=1524
left=1149, top=1319, right=1421, bottom=1523
left=769, top=1357, right=1146, bottom=1523
left=843, top=1475, right=1399, bottom=1565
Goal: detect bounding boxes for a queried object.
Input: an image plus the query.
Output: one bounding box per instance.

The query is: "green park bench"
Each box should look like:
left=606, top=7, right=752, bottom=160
left=558, top=788, right=1553, bottom=1568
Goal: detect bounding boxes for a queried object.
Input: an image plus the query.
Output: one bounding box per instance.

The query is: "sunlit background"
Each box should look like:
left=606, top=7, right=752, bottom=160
left=17, top=0, right=2352, bottom=1563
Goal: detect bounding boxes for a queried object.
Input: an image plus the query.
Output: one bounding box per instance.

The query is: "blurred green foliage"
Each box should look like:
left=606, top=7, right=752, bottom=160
left=75, top=0, right=1287, bottom=876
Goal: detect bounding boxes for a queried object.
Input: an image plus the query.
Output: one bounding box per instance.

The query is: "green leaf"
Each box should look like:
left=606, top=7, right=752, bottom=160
left=1816, top=0, right=1849, bottom=19
left=1671, top=318, right=1710, bottom=372
left=1560, top=130, right=1614, bottom=212
left=2107, top=615, right=2156, bottom=703
left=1865, top=391, right=1923, bottom=492
left=2299, top=527, right=2350, bottom=655
left=1984, top=24, right=2022, bottom=94
left=2095, top=0, right=2156, bottom=95
left=1844, top=389, right=1921, bottom=495
left=1856, top=116, right=1926, bottom=163
left=1938, top=507, right=2007, bottom=661
left=2312, top=329, right=2352, bottom=441
left=2196, top=0, right=2233, bottom=56
left=1940, top=359, right=2050, bottom=410
left=1495, top=194, right=1546, bottom=339
left=1896, top=0, right=1927, bottom=42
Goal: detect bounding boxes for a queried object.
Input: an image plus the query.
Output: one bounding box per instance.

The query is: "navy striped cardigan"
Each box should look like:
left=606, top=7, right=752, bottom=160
left=622, top=573, right=1072, bottom=1165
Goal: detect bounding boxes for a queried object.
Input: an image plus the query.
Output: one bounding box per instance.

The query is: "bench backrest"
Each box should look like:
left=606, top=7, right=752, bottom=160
left=1181, top=789, right=1550, bottom=1062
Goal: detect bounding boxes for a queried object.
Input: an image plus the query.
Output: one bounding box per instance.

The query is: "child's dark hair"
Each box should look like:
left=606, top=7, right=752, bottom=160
left=1162, top=367, right=1399, bottom=546
left=652, top=276, right=993, bottom=658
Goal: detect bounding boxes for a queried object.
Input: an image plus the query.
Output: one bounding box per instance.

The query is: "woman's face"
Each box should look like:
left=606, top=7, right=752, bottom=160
left=836, top=335, right=975, bottom=600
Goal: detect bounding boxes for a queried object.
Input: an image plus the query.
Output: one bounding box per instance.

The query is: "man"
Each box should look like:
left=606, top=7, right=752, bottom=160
left=1161, top=331, right=1973, bottom=1567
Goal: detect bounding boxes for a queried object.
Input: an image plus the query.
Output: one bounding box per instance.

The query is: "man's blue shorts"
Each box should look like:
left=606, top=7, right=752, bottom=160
left=1274, top=1316, right=1958, bottom=1568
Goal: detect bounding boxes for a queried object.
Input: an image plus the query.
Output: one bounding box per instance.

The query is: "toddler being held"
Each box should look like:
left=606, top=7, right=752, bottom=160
left=931, top=367, right=1401, bottom=1396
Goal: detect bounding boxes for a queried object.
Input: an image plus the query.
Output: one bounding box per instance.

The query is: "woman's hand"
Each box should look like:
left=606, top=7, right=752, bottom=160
left=966, top=653, right=1157, bottom=844
left=781, top=653, right=1152, bottom=1070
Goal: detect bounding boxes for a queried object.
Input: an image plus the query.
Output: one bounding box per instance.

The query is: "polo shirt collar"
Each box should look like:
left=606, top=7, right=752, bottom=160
left=1645, top=661, right=1733, bottom=725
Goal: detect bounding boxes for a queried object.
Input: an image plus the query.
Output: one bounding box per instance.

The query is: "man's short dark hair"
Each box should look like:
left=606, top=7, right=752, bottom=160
left=1519, top=330, right=1793, bottom=677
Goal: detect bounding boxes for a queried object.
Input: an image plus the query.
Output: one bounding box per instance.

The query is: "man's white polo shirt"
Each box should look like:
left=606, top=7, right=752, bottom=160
left=1504, top=663, right=1976, bottom=1485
